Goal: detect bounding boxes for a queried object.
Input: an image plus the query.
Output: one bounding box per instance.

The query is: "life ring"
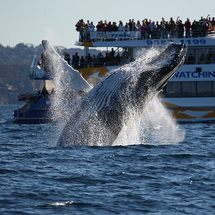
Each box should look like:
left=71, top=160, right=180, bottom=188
left=18, top=94, right=27, bottom=101
left=18, top=93, right=38, bottom=101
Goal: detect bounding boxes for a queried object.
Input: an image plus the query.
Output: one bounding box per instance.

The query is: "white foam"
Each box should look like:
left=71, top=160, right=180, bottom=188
left=140, top=96, right=185, bottom=145
left=112, top=95, right=185, bottom=146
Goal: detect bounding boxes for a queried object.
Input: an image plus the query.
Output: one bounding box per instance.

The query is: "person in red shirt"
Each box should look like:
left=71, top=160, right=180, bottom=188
left=202, top=19, right=209, bottom=36
left=185, top=18, right=191, bottom=38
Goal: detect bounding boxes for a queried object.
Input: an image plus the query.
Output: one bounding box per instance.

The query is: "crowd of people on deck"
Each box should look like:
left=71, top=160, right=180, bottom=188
left=69, top=16, right=215, bottom=68
left=75, top=16, right=215, bottom=41
left=70, top=48, right=133, bottom=69
left=67, top=49, right=215, bottom=69
left=40, top=46, right=215, bottom=70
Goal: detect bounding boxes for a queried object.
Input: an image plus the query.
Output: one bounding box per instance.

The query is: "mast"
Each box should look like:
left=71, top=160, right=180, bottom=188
left=84, top=46, right=89, bottom=57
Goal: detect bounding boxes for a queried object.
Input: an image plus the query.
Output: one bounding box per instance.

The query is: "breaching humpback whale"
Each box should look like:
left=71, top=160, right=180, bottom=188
left=56, top=43, right=187, bottom=146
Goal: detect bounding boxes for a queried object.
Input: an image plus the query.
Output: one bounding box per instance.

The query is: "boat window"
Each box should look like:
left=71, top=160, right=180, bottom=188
left=184, top=48, right=215, bottom=65
left=186, top=49, right=196, bottom=64
left=205, top=49, right=211, bottom=64
left=181, top=82, right=196, bottom=97
left=195, top=49, right=208, bottom=64
left=197, top=81, right=212, bottom=97
left=213, top=82, right=215, bottom=96
left=164, top=81, right=215, bottom=98
left=166, top=82, right=181, bottom=97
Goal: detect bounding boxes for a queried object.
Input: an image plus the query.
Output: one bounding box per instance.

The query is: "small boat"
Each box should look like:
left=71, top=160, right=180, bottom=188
left=13, top=55, right=73, bottom=124
left=13, top=65, right=55, bottom=124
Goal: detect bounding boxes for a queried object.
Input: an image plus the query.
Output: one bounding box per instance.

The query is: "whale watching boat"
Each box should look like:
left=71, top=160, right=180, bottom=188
left=14, top=18, right=215, bottom=123
left=74, top=19, right=215, bottom=123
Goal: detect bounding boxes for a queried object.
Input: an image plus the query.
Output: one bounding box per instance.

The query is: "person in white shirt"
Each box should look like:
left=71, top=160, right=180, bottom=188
left=149, top=21, right=157, bottom=39
left=89, top=22, right=95, bottom=32
left=118, top=21, right=124, bottom=31
left=136, top=20, right=141, bottom=30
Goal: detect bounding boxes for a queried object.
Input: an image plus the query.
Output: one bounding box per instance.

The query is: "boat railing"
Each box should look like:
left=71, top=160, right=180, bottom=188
left=76, top=58, right=213, bottom=70
left=18, top=93, right=43, bottom=108
left=79, top=29, right=215, bottom=42
left=77, top=61, right=121, bottom=69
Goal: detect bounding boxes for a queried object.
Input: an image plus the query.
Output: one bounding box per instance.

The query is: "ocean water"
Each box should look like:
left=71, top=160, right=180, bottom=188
left=1, top=104, right=215, bottom=215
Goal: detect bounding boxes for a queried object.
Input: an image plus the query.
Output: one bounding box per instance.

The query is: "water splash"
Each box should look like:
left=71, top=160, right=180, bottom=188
left=112, top=94, right=185, bottom=146
left=43, top=41, right=90, bottom=123
left=140, top=96, right=185, bottom=145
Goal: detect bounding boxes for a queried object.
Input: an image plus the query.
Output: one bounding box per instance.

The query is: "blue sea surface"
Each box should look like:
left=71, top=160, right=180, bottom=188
left=1, top=104, right=215, bottom=214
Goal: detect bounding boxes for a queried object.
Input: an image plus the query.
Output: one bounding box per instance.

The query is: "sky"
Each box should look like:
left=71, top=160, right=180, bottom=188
left=0, top=0, right=214, bottom=49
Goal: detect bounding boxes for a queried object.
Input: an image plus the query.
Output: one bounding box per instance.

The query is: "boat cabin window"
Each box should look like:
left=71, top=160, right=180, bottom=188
left=197, top=81, right=212, bottom=97
left=186, top=48, right=215, bottom=65
left=212, top=82, right=215, bottom=96
left=165, top=81, right=215, bottom=97
left=181, top=82, right=196, bottom=97
left=166, top=82, right=181, bottom=97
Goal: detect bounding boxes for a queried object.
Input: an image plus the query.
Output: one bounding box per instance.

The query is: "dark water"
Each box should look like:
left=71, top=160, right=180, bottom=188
left=1, top=104, right=215, bottom=215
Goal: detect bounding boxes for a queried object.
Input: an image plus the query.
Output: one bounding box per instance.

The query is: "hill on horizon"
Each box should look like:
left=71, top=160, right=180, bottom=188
left=0, top=43, right=105, bottom=104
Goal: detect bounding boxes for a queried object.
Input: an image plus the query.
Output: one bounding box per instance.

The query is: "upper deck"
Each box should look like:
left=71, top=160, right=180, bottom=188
left=75, top=30, right=215, bottom=48
left=73, top=19, right=215, bottom=73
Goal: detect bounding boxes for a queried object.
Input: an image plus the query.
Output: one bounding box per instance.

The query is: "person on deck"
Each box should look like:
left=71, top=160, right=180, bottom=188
left=210, top=52, right=215, bottom=64
left=149, top=21, right=157, bottom=39
left=89, top=21, right=95, bottom=32
left=80, top=56, right=86, bottom=68
left=187, top=53, right=195, bottom=64
left=199, top=53, right=206, bottom=64
left=118, top=21, right=124, bottom=31
left=185, top=18, right=191, bottom=38
left=112, top=22, right=118, bottom=31
left=140, top=21, right=148, bottom=39
left=72, top=52, right=80, bottom=69
left=202, top=19, right=209, bottom=36
left=177, top=20, right=184, bottom=38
